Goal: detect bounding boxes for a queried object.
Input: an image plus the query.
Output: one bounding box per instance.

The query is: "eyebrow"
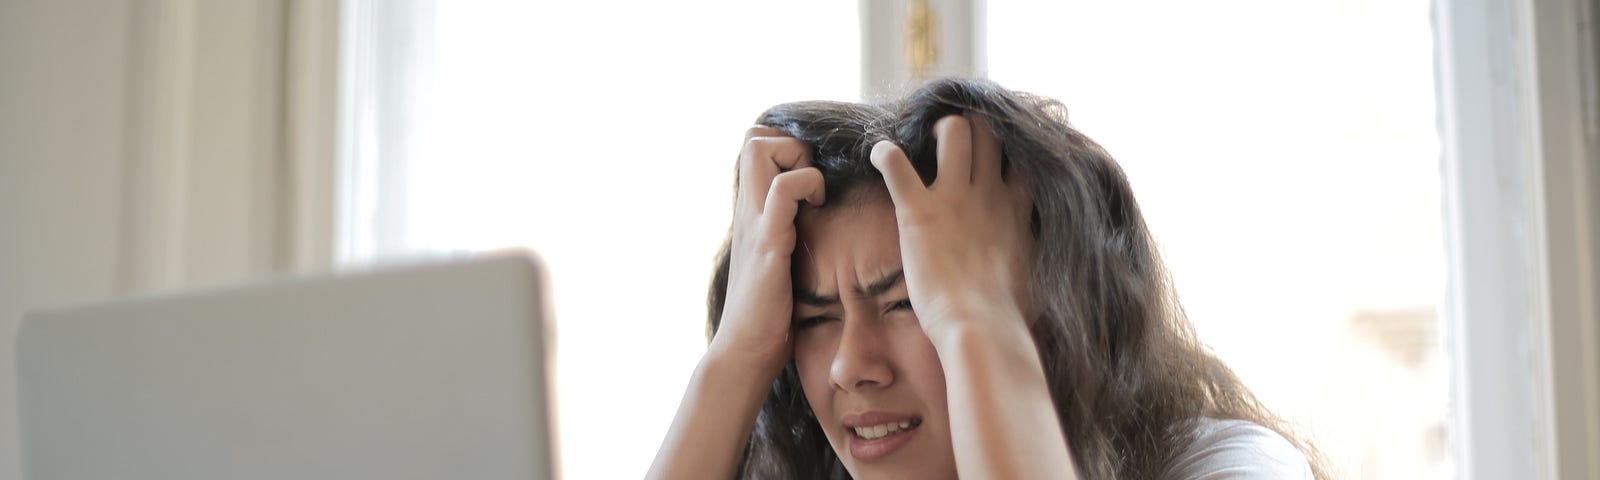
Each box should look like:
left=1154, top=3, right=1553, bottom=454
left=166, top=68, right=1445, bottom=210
left=794, top=268, right=905, bottom=307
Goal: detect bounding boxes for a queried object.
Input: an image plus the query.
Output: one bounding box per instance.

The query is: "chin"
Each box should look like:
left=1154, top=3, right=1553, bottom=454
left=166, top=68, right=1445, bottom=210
left=833, top=436, right=957, bottom=480
left=842, top=462, right=957, bottom=480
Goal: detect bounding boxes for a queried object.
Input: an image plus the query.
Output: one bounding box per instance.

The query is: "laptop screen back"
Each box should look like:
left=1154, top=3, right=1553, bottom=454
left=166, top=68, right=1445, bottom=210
left=16, top=254, right=555, bottom=480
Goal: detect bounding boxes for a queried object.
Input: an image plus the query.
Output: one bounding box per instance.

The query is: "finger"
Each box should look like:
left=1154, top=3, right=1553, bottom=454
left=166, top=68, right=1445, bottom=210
left=870, top=140, right=925, bottom=206
left=738, top=126, right=786, bottom=191
left=762, top=167, right=826, bottom=221
left=969, top=114, right=1004, bottom=185
left=745, top=125, right=811, bottom=170
left=740, top=133, right=813, bottom=214
left=932, top=115, right=974, bottom=189
left=744, top=125, right=784, bottom=140
left=737, top=126, right=782, bottom=215
left=746, top=137, right=813, bottom=171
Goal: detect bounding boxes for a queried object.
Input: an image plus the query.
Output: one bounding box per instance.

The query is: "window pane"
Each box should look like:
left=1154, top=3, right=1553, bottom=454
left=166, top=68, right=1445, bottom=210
left=988, top=1, right=1447, bottom=478
left=344, top=2, right=860, bottom=477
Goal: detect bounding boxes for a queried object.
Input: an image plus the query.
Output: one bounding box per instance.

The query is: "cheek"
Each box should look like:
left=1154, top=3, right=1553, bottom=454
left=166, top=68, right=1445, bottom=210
left=902, top=337, right=947, bottom=385
left=792, top=330, right=839, bottom=411
left=890, top=324, right=949, bottom=407
left=878, top=313, right=948, bottom=404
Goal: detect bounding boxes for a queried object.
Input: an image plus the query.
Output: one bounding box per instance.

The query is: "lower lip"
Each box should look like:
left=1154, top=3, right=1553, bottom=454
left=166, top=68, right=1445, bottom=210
left=848, top=423, right=920, bottom=461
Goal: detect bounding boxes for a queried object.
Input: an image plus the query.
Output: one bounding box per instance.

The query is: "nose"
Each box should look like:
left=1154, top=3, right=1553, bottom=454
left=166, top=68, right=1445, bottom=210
left=829, top=313, right=894, bottom=393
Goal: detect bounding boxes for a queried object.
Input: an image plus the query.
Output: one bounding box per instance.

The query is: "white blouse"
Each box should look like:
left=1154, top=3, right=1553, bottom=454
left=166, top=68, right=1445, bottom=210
left=1166, top=418, right=1314, bottom=479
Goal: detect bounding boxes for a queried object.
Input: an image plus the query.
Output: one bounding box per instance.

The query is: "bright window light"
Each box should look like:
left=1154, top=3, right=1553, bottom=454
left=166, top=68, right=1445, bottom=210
left=989, top=1, right=1447, bottom=477
left=348, top=2, right=861, bottom=478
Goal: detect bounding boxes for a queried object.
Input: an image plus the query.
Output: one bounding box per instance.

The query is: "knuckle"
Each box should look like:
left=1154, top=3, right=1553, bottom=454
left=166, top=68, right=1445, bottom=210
left=743, top=137, right=771, bottom=157
left=770, top=169, right=817, bottom=194
left=771, top=138, right=810, bottom=161
left=745, top=125, right=773, bottom=140
left=770, top=170, right=801, bottom=189
left=785, top=138, right=815, bottom=156
left=746, top=125, right=790, bottom=142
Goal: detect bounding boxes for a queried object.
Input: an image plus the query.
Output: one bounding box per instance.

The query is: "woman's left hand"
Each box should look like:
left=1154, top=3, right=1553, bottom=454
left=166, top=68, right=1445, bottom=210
left=876, top=114, right=1077, bottom=479
left=869, top=114, right=1035, bottom=342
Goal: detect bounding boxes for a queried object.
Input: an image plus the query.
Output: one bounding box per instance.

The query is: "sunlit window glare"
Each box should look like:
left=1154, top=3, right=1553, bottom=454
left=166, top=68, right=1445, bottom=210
left=386, top=2, right=859, bottom=478
left=989, top=1, right=1446, bottom=477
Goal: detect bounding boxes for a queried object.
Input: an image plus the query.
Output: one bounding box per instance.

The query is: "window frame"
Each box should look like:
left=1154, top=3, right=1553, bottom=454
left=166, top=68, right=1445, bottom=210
left=1433, top=0, right=1599, bottom=477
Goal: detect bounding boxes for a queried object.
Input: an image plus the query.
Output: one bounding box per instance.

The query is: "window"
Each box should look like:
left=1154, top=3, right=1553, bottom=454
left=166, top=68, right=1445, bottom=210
left=343, top=1, right=1513, bottom=477
left=340, top=1, right=859, bottom=477
left=987, top=1, right=1447, bottom=477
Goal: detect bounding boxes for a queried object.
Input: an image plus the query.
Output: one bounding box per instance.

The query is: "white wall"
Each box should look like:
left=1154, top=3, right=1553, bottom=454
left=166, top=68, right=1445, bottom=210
left=1, top=2, right=135, bottom=477
left=0, top=1, right=335, bottom=479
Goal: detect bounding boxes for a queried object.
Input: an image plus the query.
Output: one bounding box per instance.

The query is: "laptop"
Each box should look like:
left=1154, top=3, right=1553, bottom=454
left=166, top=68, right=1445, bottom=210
left=15, top=252, right=557, bottom=479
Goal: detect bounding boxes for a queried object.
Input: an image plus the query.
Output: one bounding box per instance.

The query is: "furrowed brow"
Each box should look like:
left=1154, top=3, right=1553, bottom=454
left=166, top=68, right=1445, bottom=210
left=794, top=288, right=840, bottom=307
left=794, top=268, right=905, bottom=307
left=855, top=268, right=905, bottom=298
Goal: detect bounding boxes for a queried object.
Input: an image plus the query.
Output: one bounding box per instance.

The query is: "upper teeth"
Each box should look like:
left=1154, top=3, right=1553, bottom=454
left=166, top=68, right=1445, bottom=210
left=854, top=421, right=913, bottom=440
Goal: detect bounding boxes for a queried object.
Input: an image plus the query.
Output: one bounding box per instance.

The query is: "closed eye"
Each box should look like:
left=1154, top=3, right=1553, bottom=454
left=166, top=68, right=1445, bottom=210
left=887, top=299, right=913, bottom=313
left=794, top=315, right=836, bottom=330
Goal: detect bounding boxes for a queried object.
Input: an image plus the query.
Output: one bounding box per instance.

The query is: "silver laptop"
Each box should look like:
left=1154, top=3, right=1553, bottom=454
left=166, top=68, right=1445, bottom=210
left=16, top=253, right=557, bottom=479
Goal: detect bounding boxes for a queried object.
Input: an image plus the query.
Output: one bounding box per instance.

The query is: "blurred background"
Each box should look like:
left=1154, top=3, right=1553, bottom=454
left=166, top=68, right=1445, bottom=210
left=2, top=0, right=1596, bottom=479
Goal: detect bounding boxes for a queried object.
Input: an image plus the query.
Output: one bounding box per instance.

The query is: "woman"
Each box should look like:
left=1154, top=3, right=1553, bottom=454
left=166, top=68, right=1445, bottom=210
left=648, top=78, right=1329, bottom=479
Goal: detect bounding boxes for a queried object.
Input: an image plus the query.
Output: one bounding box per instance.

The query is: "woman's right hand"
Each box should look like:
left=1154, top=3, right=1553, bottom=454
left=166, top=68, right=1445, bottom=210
left=708, top=125, right=826, bottom=379
left=645, top=128, right=825, bottom=480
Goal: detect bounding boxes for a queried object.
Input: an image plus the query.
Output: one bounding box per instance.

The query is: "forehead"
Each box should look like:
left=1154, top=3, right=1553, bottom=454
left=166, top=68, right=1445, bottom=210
left=793, top=197, right=902, bottom=290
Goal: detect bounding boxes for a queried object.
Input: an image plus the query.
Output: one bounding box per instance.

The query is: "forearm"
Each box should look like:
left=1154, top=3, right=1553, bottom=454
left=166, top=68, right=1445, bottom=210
left=645, top=352, right=774, bottom=480
left=929, top=313, right=1080, bottom=480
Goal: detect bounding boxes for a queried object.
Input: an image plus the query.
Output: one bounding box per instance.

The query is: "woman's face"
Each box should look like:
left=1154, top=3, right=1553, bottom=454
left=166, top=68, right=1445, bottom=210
left=791, top=195, right=958, bottom=480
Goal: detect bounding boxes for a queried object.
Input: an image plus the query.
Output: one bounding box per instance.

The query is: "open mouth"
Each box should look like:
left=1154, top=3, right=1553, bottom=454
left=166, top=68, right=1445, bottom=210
left=850, top=417, right=923, bottom=440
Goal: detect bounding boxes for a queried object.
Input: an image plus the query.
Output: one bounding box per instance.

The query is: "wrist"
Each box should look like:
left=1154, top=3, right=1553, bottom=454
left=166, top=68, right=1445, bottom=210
left=924, top=306, right=1043, bottom=376
left=699, top=344, right=784, bottom=397
left=922, top=303, right=1032, bottom=351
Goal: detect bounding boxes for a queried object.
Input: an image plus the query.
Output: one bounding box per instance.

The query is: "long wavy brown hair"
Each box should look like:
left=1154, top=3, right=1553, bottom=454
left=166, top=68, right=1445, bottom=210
left=706, top=77, right=1331, bottom=479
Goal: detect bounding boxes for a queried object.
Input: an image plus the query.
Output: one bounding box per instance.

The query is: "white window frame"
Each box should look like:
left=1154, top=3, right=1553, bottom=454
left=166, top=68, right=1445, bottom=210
left=1435, top=0, right=1599, bottom=478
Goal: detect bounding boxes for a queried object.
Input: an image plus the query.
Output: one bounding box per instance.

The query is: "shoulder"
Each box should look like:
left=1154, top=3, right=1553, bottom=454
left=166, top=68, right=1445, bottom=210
left=1165, top=418, right=1313, bottom=480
